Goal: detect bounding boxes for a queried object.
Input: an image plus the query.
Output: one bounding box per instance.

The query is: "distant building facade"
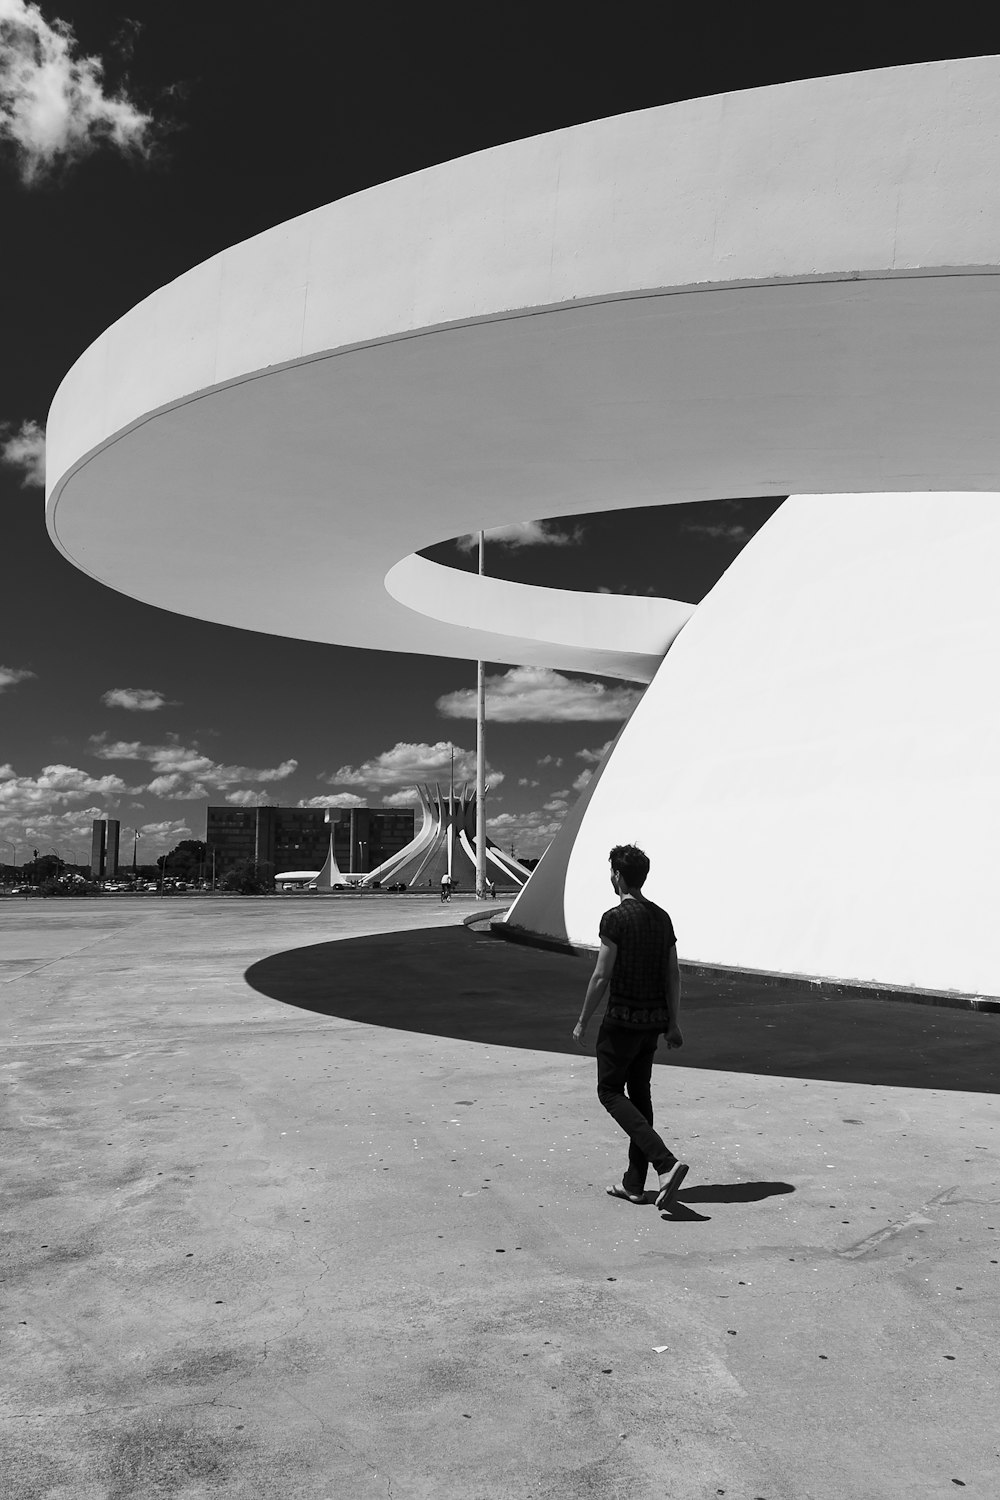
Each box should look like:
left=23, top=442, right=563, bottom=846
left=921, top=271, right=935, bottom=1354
left=205, top=805, right=415, bottom=878
left=105, top=819, right=120, bottom=878
left=89, top=818, right=120, bottom=879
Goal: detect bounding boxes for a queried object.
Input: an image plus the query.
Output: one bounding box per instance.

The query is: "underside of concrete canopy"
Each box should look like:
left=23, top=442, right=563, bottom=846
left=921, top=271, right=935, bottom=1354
left=46, top=55, right=1000, bottom=993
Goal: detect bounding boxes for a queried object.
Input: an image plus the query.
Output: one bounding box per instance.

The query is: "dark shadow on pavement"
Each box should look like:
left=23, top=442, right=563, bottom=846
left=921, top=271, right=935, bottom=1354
left=678, top=1180, right=795, bottom=1204
left=623, top=1180, right=794, bottom=1223
left=244, top=926, right=1000, bottom=1092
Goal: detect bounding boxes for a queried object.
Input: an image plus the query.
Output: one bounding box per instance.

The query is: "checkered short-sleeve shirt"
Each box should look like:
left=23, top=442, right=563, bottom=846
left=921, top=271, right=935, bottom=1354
left=599, top=896, right=677, bottom=1030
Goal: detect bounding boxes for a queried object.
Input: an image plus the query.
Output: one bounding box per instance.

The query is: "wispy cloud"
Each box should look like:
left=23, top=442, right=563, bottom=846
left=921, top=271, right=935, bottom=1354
left=0, top=418, right=44, bottom=486
left=295, top=793, right=367, bottom=809
left=101, top=687, right=178, bottom=712
left=576, top=740, right=613, bottom=764
left=681, top=521, right=752, bottom=542
left=90, top=735, right=298, bottom=800
left=327, top=740, right=503, bottom=790
left=455, top=519, right=584, bottom=552
left=0, top=664, right=36, bottom=693
left=438, top=666, right=642, bottom=724
left=0, top=1, right=155, bottom=184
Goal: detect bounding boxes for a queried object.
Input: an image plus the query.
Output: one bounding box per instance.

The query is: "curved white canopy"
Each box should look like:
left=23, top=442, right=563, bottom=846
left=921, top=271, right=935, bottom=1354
left=45, top=55, right=1000, bottom=681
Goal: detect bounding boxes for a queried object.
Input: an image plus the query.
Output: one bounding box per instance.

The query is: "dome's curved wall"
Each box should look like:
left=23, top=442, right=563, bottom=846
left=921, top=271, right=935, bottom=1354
left=508, top=493, right=1000, bottom=994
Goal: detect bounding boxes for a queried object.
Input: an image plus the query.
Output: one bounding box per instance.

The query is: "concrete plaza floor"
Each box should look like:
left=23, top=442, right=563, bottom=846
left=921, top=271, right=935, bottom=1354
left=2, top=895, right=998, bottom=1500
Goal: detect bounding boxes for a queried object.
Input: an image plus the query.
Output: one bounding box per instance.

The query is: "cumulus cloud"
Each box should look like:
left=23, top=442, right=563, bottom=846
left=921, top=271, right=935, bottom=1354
left=0, top=417, right=44, bottom=485
left=101, top=687, right=178, bottom=712
left=0, top=1, right=155, bottom=185
left=0, top=763, right=128, bottom=816
left=90, top=735, right=298, bottom=800
left=130, top=818, right=192, bottom=849
left=379, top=787, right=422, bottom=807
left=455, top=519, right=584, bottom=552
left=487, top=808, right=565, bottom=858
left=0, top=664, right=36, bottom=693
left=0, top=800, right=191, bottom=858
left=537, top=754, right=562, bottom=768
left=517, top=777, right=540, bottom=788
left=295, top=793, right=366, bottom=809
left=438, top=666, right=642, bottom=723
left=572, top=769, right=593, bottom=793
left=147, top=774, right=207, bottom=800
left=327, top=740, right=503, bottom=790
left=576, top=740, right=614, bottom=764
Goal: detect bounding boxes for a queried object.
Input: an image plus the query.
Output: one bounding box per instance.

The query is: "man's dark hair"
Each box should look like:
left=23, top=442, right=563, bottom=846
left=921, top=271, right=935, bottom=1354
left=609, top=844, right=650, bottom=889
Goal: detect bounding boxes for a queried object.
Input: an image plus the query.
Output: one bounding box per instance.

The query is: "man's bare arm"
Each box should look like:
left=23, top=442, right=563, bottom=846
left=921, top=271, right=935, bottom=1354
left=662, top=942, right=683, bottom=1048
left=573, top=940, right=616, bottom=1045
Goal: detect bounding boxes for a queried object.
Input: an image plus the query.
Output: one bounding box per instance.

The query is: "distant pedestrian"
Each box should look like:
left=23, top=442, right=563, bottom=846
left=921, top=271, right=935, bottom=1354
left=573, top=844, right=688, bottom=1212
left=440, top=872, right=452, bottom=902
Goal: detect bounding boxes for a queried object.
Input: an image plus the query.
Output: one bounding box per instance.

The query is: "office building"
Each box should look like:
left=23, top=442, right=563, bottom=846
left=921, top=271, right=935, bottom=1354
left=88, top=818, right=120, bottom=880
left=205, top=805, right=415, bottom=879
left=89, top=820, right=106, bottom=880
left=105, top=819, right=120, bottom=879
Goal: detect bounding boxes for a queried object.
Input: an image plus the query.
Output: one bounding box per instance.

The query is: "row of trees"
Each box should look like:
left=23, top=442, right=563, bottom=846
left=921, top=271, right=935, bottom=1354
left=157, top=841, right=271, bottom=893
left=0, top=840, right=439, bottom=897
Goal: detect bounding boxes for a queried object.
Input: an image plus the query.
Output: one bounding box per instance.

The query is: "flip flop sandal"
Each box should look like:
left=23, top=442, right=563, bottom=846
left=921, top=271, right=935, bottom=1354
left=655, top=1163, right=689, bottom=1211
left=606, top=1185, right=645, bottom=1204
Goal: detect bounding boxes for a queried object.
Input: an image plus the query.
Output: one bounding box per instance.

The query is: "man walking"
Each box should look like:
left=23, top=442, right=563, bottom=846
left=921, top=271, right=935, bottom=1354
left=573, top=844, right=688, bottom=1212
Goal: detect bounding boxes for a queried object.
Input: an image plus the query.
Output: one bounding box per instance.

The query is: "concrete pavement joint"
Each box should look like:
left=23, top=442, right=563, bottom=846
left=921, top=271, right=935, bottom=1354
left=3, top=1400, right=247, bottom=1418
left=1, top=930, right=130, bottom=986
left=836, top=1186, right=957, bottom=1259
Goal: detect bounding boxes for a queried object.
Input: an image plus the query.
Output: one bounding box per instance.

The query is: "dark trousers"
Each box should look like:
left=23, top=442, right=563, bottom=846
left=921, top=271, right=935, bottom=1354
left=596, top=1020, right=677, bottom=1193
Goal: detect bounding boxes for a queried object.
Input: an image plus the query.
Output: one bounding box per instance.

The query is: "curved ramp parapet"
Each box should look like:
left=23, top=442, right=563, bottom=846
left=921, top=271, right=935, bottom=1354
left=44, top=56, right=1000, bottom=993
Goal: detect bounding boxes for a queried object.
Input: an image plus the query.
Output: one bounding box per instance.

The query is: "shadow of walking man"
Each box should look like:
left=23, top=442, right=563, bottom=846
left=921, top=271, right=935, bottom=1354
left=660, top=1179, right=795, bottom=1223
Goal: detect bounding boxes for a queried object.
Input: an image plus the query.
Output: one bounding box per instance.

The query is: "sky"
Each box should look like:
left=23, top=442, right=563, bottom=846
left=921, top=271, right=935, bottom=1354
left=2, top=6, right=998, bottom=866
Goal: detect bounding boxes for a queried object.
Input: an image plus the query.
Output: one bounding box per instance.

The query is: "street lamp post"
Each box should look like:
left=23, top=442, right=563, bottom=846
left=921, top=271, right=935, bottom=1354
left=254, top=794, right=269, bottom=869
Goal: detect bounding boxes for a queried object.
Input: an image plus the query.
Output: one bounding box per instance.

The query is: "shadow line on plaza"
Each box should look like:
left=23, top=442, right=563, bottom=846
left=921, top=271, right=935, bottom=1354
left=244, top=926, right=1000, bottom=1093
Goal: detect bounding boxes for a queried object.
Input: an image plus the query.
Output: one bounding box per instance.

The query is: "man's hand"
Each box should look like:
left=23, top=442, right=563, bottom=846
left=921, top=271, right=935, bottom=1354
left=572, top=1021, right=588, bottom=1050
left=663, top=1024, right=683, bottom=1050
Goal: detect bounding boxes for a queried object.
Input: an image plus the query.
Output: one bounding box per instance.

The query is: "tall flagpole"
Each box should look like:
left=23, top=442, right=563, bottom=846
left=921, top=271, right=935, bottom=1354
left=448, top=742, right=454, bottom=880
left=476, top=529, right=487, bottom=899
